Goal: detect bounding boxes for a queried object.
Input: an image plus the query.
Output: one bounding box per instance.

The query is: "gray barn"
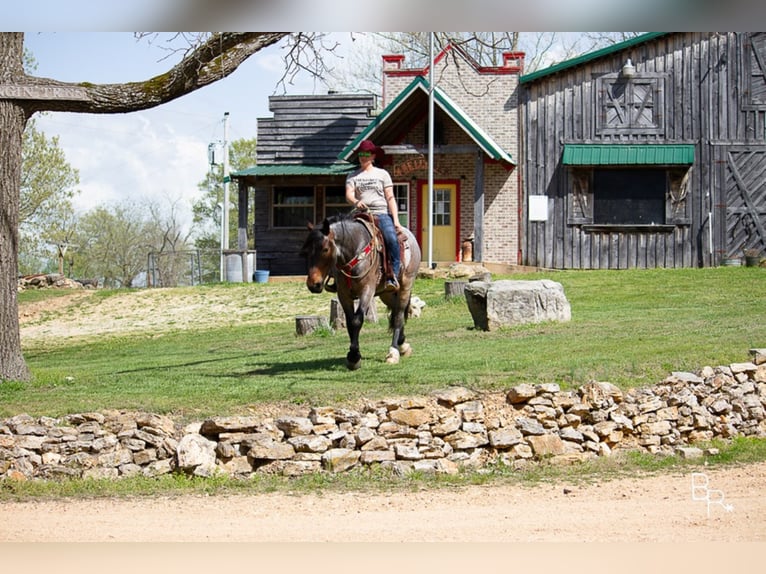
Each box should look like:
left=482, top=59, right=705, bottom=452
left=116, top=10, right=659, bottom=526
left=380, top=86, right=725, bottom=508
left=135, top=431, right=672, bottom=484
left=520, top=32, right=766, bottom=268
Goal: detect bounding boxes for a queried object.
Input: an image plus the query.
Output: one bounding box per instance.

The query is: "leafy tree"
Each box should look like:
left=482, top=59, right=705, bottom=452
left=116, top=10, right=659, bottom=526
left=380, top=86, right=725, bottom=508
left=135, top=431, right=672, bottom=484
left=192, top=137, right=258, bottom=282
left=74, top=202, right=150, bottom=288
left=18, top=119, right=80, bottom=275
left=1, top=32, right=290, bottom=381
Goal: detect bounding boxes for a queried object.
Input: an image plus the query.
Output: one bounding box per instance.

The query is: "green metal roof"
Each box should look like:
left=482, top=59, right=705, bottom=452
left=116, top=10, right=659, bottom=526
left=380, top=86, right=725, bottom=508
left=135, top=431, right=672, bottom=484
left=520, top=32, right=669, bottom=84
left=562, top=144, right=696, bottom=165
left=339, top=76, right=514, bottom=165
left=231, top=163, right=356, bottom=178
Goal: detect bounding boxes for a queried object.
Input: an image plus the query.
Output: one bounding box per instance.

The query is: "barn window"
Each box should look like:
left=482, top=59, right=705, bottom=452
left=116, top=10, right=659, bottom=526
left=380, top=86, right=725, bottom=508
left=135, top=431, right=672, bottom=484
left=593, top=169, right=666, bottom=225
left=596, top=74, right=664, bottom=135
left=272, top=186, right=315, bottom=228
left=563, top=144, right=694, bottom=228
left=744, top=33, right=766, bottom=110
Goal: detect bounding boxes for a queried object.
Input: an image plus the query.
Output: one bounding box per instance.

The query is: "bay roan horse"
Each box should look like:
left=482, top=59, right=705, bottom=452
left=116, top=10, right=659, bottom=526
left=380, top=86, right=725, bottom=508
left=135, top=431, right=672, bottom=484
left=300, top=212, right=422, bottom=369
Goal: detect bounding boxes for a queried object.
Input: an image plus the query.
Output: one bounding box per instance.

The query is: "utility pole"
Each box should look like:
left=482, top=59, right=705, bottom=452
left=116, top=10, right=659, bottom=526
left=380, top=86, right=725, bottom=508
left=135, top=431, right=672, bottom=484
left=427, top=33, right=435, bottom=269
left=221, top=111, right=230, bottom=281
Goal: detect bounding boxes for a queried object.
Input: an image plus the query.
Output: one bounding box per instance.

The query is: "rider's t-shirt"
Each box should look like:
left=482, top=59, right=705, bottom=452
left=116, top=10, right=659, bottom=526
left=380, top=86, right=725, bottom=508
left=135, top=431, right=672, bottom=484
left=346, top=166, right=393, bottom=215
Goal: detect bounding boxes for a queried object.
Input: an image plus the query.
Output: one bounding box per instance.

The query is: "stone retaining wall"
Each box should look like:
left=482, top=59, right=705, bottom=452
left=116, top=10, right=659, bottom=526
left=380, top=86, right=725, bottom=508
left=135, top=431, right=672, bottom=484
left=2, top=350, right=765, bottom=482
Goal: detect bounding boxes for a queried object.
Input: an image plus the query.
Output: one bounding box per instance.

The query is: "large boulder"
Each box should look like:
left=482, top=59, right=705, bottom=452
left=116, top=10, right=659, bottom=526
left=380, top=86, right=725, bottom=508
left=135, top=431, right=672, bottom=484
left=464, top=279, right=571, bottom=331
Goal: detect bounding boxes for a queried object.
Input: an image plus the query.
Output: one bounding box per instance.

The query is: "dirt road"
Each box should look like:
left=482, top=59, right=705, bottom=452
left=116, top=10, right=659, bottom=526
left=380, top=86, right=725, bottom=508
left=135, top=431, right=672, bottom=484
left=3, top=462, right=765, bottom=542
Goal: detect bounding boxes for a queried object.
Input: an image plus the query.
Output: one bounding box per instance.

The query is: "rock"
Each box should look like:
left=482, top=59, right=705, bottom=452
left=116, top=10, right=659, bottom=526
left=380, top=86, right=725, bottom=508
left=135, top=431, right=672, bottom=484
left=432, top=386, right=476, bottom=406
left=322, top=448, right=360, bottom=472
left=176, top=434, right=217, bottom=472
left=488, top=428, right=523, bottom=448
left=507, top=384, right=537, bottom=404
left=200, top=416, right=260, bottom=435
left=275, top=417, right=313, bottom=437
left=389, top=408, right=433, bottom=427
left=464, top=279, right=571, bottom=331
left=527, top=434, right=566, bottom=457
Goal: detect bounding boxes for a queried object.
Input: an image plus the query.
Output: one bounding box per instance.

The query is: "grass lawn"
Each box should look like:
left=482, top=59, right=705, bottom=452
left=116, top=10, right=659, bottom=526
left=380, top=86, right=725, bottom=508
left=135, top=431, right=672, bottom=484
left=4, top=267, right=765, bottom=421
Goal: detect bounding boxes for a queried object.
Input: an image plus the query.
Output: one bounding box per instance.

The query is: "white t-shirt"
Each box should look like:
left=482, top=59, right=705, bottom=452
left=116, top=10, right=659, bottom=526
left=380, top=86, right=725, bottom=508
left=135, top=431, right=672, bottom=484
left=346, top=166, right=393, bottom=215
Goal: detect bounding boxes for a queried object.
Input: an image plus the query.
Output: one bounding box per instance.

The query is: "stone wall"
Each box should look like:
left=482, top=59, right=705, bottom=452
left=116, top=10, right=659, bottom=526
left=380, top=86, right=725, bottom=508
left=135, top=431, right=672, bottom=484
left=2, top=350, right=765, bottom=482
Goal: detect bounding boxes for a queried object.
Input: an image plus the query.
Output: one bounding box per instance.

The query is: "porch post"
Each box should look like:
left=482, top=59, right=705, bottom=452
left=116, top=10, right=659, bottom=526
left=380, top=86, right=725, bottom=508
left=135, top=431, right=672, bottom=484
left=237, top=179, right=250, bottom=282
left=473, top=149, right=484, bottom=262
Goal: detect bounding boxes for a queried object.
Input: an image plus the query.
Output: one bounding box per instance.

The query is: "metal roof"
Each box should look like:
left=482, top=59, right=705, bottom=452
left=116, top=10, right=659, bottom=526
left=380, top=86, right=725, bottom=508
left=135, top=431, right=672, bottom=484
left=338, top=76, right=515, bottom=165
left=520, top=32, right=669, bottom=84
left=232, top=163, right=356, bottom=178
left=562, top=144, right=696, bottom=165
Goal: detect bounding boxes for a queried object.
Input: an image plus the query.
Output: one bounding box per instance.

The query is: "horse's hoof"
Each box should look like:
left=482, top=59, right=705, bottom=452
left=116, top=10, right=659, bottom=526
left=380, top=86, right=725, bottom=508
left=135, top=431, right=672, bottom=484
left=399, top=342, right=412, bottom=357
left=346, top=358, right=362, bottom=370
left=385, top=347, right=400, bottom=364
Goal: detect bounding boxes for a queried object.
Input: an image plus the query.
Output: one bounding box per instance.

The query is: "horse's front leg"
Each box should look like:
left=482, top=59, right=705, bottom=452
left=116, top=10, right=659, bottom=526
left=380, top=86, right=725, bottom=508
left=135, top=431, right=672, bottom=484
left=342, top=297, right=364, bottom=370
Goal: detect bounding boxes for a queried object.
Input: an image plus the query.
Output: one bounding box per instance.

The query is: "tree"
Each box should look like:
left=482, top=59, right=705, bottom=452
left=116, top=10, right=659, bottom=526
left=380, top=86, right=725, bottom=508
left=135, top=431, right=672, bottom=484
left=18, top=119, right=80, bottom=275
left=329, top=33, right=643, bottom=97
left=192, top=137, right=258, bottom=281
left=74, top=202, right=151, bottom=288
left=1, top=32, right=289, bottom=382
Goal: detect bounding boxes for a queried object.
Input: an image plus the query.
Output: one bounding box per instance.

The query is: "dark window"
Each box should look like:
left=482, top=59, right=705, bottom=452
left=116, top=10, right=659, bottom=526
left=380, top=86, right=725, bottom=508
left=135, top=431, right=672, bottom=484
left=324, top=185, right=352, bottom=217
left=593, top=169, right=666, bottom=225
left=272, top=186, right=314, bottom=228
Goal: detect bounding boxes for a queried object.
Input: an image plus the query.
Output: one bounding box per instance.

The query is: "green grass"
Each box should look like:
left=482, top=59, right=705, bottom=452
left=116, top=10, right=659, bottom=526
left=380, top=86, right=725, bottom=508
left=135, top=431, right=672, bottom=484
left=5, top=267, right=765, bottom=421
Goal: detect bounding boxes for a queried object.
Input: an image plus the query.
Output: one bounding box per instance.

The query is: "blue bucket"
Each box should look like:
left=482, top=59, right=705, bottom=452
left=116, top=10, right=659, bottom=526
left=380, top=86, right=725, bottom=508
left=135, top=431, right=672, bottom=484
left=253, top=270, right=270, bottom=283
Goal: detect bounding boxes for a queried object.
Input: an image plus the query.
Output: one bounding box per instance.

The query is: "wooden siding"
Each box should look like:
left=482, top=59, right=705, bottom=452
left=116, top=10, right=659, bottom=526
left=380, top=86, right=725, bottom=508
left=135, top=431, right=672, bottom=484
left=522, top=32, right=766, bottom=268
left=257, top=95, right=376, bottom=165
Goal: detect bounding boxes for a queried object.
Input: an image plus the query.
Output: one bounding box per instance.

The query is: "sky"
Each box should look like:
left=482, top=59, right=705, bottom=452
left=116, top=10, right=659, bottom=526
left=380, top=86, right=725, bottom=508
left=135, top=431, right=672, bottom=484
left=11, top=1, right=762, bottom=232
left=24, top=32, right=353, bottom=226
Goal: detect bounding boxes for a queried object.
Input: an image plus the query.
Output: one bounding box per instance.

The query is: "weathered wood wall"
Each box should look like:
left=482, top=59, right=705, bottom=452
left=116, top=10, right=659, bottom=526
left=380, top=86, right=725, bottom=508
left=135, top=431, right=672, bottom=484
left=522, top=32, right=766, bottom=268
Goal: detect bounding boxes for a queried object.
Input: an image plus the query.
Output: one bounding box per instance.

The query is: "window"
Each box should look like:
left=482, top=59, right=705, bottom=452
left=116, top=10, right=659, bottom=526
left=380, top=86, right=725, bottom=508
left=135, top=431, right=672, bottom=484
left=567, top=167, right=692, bottom=227
left=596, top=75, right=664, bottom=135
left=433, top=187, right=451, bottom=226
left=744, top=33, right=766, bottom=110
left=272, top=186, right=314, bottom=228
left=324, top=185, right=352, bottom=217
left=393, top=183, right=409, bottom=226
left=593, top=169, right=665, bottom=225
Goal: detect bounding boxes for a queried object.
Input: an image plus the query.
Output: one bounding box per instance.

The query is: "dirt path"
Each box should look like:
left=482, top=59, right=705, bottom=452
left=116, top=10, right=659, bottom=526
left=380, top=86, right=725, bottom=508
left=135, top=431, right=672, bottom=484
left=3, top=462, right=765, bottom=542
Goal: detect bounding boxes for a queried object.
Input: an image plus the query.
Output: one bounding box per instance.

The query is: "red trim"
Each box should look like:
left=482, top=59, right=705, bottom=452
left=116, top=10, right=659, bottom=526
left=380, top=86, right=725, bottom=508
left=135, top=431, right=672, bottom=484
left=383, top=44, right=526, bottom=78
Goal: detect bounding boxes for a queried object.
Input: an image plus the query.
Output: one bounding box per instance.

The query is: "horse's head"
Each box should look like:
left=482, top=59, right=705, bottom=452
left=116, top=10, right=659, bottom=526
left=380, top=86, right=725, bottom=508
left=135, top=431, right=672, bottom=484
left=300, top=219, right=336, bottom=293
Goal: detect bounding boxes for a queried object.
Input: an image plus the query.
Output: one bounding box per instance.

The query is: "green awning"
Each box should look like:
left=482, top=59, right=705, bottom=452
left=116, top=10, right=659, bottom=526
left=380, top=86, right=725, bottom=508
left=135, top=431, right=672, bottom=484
left=562, top=144, right=696, bottom=165
left=232, top=163, right=356, bottom=177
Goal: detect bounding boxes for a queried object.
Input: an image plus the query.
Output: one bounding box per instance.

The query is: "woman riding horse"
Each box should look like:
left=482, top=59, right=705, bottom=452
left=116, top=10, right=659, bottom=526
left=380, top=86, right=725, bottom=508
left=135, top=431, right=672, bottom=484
left=301, top=211, right=421, bottom=370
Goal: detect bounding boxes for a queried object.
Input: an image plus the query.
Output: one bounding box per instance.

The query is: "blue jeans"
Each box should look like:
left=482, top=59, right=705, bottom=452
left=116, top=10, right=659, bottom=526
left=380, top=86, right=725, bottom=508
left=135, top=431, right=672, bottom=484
left=375, top=214, right=400, bottom=277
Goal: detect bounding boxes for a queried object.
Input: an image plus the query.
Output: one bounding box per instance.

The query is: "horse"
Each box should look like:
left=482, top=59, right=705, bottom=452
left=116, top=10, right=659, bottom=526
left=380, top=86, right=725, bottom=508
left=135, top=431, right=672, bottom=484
left=300, top=211, right=422, bottom=370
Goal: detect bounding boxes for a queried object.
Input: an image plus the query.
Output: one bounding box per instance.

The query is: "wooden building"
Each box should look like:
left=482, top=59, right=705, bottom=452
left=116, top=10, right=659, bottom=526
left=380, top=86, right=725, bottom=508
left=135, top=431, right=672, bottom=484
left=230, top=94, right=376, bottom=276
left=520, top=32, right=766, bottom=269
left=231, top=44, right=523, bottom=276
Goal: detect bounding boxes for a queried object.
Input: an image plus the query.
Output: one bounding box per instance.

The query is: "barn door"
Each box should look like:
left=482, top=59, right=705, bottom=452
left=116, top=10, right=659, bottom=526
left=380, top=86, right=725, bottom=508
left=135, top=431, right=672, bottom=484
left=722, top=147, right=766, bottom=258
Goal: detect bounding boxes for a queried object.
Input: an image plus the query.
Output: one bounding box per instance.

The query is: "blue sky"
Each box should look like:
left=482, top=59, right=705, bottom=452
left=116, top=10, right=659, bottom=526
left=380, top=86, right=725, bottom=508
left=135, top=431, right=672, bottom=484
left=25, top=32, right=351, bottom=223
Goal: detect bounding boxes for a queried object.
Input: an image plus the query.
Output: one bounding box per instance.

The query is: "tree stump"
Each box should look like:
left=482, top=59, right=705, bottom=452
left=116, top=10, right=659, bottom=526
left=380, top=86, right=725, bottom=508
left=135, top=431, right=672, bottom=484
left=295, top=315, right=329, bottom=336
left=330, top=298, right=378, bottom=329
left=444, top=280, right=468, bottom=299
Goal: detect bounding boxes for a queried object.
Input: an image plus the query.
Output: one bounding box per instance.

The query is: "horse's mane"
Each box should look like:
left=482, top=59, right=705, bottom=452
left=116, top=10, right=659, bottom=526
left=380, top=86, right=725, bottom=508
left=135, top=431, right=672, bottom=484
left=322, top=211, right=356, bottom=234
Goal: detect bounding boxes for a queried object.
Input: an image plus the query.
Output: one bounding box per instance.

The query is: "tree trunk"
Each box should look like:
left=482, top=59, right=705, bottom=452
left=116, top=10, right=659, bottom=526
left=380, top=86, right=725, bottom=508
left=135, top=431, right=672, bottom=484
left=0, top=31, right=289, bottom=381
left=0, top=35, right=31, bottom=381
